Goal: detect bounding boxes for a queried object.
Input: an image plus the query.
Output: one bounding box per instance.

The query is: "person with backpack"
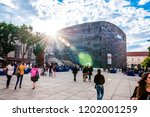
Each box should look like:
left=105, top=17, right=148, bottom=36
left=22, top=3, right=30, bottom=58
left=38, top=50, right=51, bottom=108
left=30, top=65, right=39, bottom=89
left=94, top=69, right=105, bottom=100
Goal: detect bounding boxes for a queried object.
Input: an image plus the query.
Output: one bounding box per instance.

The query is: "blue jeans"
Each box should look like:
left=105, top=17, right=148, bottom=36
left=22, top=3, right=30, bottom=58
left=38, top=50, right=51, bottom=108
left=15, top=74, right=23, bottom=88
left=95, top=85, right=104, bottom=100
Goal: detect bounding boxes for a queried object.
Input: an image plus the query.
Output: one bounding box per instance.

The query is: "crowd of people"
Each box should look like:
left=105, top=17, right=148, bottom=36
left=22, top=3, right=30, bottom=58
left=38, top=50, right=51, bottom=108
left=1, top=61, right=150, bottom=100
left=3, top=61, right=39, bottom=89
left=122, top=66, right=149, bottom=77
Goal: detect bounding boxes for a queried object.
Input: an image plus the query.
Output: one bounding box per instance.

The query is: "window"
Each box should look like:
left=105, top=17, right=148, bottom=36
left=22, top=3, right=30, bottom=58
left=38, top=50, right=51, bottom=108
left=117, top=34, right=122, bottom=40
left=99, top=36, right=101, bottom=41
left=15, top=45, right=20, bottom=58
left=99, top=49, right=101, bottom=56
left=99, top=26, right=101, bottom=32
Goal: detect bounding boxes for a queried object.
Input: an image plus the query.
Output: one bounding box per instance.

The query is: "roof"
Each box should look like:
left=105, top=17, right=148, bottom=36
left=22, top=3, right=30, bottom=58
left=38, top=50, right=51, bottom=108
left=58, top=21, right=126, bottom=37
left=127, top=52, right=149, bottom=56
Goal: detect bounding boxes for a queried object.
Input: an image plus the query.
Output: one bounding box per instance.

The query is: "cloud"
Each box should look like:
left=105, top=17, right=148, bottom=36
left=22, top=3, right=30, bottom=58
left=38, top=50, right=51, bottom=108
left=0, top=0, right=150, bottom=52
left=138, top=0, right=150, bottom=5
left=0, top=0, right=16, bottom=9
left=107, top=0, right=130, bottom=10
left=0, top=0, right=38, bottom=25
left=127, top=41, right=149, bottom=52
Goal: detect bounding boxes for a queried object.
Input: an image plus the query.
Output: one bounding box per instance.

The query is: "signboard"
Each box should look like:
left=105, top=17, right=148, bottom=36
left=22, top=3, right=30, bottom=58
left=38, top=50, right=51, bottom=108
left=107, top=53, right=112, bottom=65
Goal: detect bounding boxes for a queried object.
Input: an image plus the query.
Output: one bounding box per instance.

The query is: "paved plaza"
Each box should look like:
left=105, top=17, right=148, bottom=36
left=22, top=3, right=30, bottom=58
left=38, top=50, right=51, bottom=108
left=0, top=70, right=140, bottom=100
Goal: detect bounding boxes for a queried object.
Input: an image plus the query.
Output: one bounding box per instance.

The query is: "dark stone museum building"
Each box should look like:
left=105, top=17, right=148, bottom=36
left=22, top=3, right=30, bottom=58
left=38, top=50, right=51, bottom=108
left=55, top=21, right=126, bottom=68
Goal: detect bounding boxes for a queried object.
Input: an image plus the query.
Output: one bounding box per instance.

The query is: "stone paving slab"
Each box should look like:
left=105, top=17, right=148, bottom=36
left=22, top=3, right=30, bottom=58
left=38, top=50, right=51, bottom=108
left=0, top=70, right=140, bottom=100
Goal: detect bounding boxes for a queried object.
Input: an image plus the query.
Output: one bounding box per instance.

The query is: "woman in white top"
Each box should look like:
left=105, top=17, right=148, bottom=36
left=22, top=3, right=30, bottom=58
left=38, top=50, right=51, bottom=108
left=5, top=62, right=14, bottom=88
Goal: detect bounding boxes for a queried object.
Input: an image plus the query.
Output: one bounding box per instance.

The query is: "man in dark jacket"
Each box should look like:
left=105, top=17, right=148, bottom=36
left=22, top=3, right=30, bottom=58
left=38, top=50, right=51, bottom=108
left=88, top=66, right=93, bottom=82
left=72, top=65, right=78, bottom=81
left=94, top=69, right=105, bottom=100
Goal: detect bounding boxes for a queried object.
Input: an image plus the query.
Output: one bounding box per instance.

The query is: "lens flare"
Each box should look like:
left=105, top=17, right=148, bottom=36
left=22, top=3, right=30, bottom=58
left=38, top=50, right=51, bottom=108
left=78, top=52, right=93, bottom=66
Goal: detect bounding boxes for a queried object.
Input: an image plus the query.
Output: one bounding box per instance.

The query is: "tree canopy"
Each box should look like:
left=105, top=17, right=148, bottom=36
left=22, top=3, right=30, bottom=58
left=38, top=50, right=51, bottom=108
left=0, top=22, right=19, bottom=57
left=0, top=22, right=45, bottom=63
left=17, top=24, right=44, bottom=60
left=141, top=47, right=150, bottom=67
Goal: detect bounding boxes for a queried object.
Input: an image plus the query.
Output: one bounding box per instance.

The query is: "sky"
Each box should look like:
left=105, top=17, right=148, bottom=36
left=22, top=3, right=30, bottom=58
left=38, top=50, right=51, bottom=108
left=0, top=0, right=150, bottom=52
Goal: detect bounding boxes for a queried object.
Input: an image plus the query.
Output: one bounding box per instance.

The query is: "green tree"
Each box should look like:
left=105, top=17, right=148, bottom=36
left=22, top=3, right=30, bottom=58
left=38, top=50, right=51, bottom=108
left=17, top=24, right=33, bottom=60
left=0, top=22, right=19, bottom=57
left=33, top=43, right=45, bottom=66
left=148, top=46, right=150, bottom=57
left=141, top=57, right=150, bottom=67
left=32, top=32, right=47, bottom=66
left=141, top=47, right=150, bottom=67
left=17, top=24, right=44, bottom=60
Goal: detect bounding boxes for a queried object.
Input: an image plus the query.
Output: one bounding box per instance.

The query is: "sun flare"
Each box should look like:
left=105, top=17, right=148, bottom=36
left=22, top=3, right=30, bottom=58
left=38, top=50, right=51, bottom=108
left=33, top=19, right=63, bottom=36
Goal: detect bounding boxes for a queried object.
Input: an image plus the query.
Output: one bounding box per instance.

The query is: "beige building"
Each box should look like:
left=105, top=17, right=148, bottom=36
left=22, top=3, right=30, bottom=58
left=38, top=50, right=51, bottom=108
left=127, top=52, right=149, bottom=67
left=7, top=41, right=35, bottom=62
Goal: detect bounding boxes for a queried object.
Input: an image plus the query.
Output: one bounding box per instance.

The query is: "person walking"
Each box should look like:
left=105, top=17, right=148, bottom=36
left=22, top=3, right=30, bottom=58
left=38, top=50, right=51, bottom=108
left=49, top=64, right=53, bottom=76
left=30, top=65, right=39, bottom=89
left=82, top=66, right=88, bottom=82
left=52, top=64, right=56, bottom=77
left=72, top=65, right=78, bottom=81
left=88, top=66, right=93, bottom=82
left=5, top=62, right=14, bottom=88
left=94, top=69, right=105, bottom=100
left=41, top=65, right=46, bottom=76
left=131, top=72, right=150, bottom=100
left=14, top=62, right=26, bottom=90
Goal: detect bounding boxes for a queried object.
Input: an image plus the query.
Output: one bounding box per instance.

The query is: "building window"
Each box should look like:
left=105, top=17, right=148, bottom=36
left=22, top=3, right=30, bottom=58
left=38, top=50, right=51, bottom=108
left=15, top=45, right=20, bottom=58
left=99, top=49, right=101, bottom=56
left=99, top=36, right=101, bottom=41
left=99, top=26, right=101, bottom=32
left=117, top=34, right=122, bottom=40
left=27, top=48, right=32, bottom=60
